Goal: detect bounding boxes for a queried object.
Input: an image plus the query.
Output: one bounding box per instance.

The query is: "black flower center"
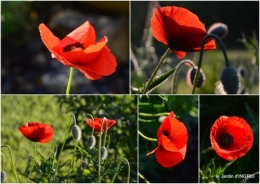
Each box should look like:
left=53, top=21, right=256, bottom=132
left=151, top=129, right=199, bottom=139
left=63, top=42, right=85, bottom=52
left=163, top=130, right=170, bottom=138
left=217, top=133, right=234, bottom=149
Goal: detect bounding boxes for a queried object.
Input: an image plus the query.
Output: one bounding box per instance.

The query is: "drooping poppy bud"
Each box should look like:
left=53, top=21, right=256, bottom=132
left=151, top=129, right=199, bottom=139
left=101, top=146, right=108, bottom=160
left=88, top=135, right=96, bottom=149
left=186, top=67, right=206, bottom=88
left=1, top=171, right=7, bottom=182
left=220, top=66, right=239, bottom=94
left=208, top=22, right=228, bottom=40
left=71, top=125, right=82, bottom=141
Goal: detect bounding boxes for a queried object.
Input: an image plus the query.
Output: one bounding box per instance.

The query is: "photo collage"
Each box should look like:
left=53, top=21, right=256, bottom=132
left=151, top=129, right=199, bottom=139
left=1, top=1, right=259, bottom=183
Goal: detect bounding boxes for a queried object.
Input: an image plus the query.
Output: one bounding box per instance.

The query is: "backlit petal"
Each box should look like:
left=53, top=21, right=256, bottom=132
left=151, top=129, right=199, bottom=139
left=39, top=23, right=61, bottom=53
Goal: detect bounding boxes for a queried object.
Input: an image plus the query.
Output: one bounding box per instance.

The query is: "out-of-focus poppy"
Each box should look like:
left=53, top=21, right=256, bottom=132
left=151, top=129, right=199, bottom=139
left=86, top=118, right=116, bottom=132
left=210, top=116, right=254, bottom=161
left=186, top=66, right=206, bottom=88
left=147, top=112, right=188, bottom=168
left=39, top=21, right=117, bottom=80
left=18, top=122, right=54, bottom=143
left=151, top=5, right=216, bottom=58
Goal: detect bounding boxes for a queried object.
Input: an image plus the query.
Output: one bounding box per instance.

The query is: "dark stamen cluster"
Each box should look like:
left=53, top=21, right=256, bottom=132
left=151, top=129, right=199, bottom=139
left=217, top=133, right=234, bottom=149
left=63, top=42, right=85, bottom=52
left=163, top=130, right=170, bottom=138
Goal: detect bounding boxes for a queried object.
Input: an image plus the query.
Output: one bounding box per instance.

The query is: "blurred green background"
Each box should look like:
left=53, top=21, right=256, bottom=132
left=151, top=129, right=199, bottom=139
left=138, top=95, right=198, bottom=183
left=200, top=95, right=259, bottom=183
left=131, top=1, right=259, bottom=94
left=1, top=1, right=129, bottom=94
left=1, top=95, right=137, bottom=183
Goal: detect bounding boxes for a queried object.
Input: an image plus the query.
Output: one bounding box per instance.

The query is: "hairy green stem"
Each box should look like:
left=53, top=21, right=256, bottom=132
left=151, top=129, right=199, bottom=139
left=138, top=131, right=157, bottom=141
left=138, top=172, right=150, bottom=184
left=102, top=119, right=109, bottom=147
left=27, top=143, right=36, bottom=182
left=192, top=34, right=230, bottom=94
left=1, top=145, right=19, bottom=183
left=139, top=112, right=170, bottom=117
left=97, top=118, right=106, bottom=182
left=66, top=67, right=74, bottom=95
left=142, top=47, right=171, bottom=94
left=55, top=114, right=75, bottom=180
left=171, top=59, right=195, bottom=93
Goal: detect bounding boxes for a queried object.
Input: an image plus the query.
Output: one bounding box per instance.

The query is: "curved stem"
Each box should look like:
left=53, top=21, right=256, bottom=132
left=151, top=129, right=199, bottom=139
left=138, top=172, right=150, bottom=184
left=66, top=67, right=74, bottom=95
left=55, top=114, right=75, bottom=179
left=121, top=158, right=130, bottom=183
left=1, top=145, right=19, bottom=183
left=192, top=34, right=230, bottom=94
left=142, top=47, right=171, bottom=94
left=138, top=131, right=157, bottom=142
left=82, top=113, right=95, bottom=135
left=171, top=59, right=195, bottom=93
left=27, top=143, right=36, bottom=183
left=97, top=118, right=106, bottom=182
left=102, top=118, right=109, bottom=147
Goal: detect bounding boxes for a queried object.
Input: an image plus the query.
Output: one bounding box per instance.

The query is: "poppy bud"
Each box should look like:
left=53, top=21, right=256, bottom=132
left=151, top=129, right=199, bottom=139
left=220, top=66, right=239, bottom=94
left=101, top=147, right=108, bottom=160
left=208, top=23, right=228, bottom=39
left=71, top=125, right=82, bottom=141
left=237, top=65, right=248, bottom=77
left=186, top=67, right=206, bottom=88
left=88, top=135, right=96, bottom=149
left=1, top=171, right=7, bottom=182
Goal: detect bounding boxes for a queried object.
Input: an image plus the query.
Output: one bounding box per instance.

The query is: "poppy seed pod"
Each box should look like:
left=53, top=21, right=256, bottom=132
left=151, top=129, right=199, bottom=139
left=88, top=135, right=96, bottom=149
left=71, top=125, right=82, bottom=141
left=220, top=66, right=239, bottom=94
left=1, top=171, right=7, bottom=182
left=101, top=146, right=108, bottom=160
left=207, top=23, right=228, bottom=39
left=186, top=67, right=206, bottom=88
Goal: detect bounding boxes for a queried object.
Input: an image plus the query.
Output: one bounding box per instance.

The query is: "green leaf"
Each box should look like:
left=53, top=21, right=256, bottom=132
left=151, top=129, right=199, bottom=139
left=139, top=68, right=176, bottom=94
left=145, top=68, right=176, bottom=93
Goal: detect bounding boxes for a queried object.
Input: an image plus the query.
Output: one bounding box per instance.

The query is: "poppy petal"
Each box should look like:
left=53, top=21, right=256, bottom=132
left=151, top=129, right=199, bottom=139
left=58, top=37, right=107, bottom=64
left=18, top=122, right=54, bottom=143
left=174, top=50, right=186, bottom=58
left=155, top=146, right=185, bottom=168
left=160, top=134, right=179, bottom=152
left=66, top=21, right=96, bottom=47
left=39, top=23, right=61, bottom=53
left=210, top=116, right=254, bottom=161
left=151, top=5, right=216, bottom=58
left=71, top=46, right=116, bottom=79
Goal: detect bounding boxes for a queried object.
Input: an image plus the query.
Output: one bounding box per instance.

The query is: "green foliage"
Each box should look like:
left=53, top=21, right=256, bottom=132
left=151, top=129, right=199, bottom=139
left=1, top=95, right=137, bottom=183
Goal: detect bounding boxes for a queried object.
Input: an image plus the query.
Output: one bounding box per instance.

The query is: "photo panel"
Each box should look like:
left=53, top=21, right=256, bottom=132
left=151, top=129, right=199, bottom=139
left=1, top=1, right=129, bottom=94
left=200, top=95, right=259, bottom=183
left=1, top=95, right=137, bottom=183
left=131, top=1, right=259, bottom=94
left=138, top=95, right=198, bottom=183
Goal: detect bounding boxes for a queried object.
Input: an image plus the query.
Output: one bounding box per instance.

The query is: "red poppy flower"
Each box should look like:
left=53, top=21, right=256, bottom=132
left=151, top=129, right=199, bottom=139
left=151, top=5, right=216, bottom=58
left=39, top=21, right=117, bottom=80
left=147, top=112, right=188, bottom=168
left=210, top=116, right=254, bottom=161
left=18, top=122, right=54, bottom=143
left=86, top=118, right=116, bottom=132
